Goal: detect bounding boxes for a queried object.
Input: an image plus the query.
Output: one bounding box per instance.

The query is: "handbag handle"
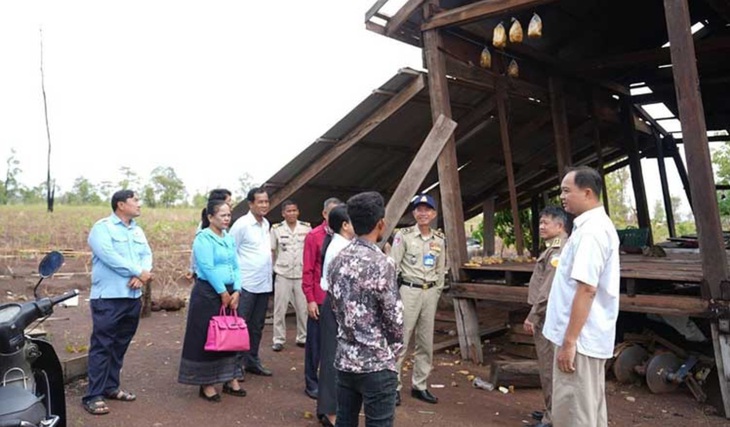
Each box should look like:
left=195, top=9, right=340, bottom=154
left=219, top=304, right=241, bottom=319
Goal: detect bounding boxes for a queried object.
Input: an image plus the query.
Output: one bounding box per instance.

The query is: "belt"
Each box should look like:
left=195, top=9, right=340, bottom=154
left=401, top=281, right=436, bottom=290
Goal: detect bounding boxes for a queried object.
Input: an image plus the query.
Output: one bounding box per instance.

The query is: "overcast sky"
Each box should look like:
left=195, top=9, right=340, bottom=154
left=0, top=0, right=694, bottom=217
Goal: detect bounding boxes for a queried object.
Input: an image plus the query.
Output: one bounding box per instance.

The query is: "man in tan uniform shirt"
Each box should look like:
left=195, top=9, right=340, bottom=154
left=270, top=200, right=311, bottom=351
left=391, top=194, right=446, bottom=406
left=523, top=206, right=569, bottom=427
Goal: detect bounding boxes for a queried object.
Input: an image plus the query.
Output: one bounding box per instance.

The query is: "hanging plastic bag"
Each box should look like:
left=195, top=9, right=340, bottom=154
left=507, top=59, right=519, bottom=78
left=528, top=13, right=543, bottom=38
left=509, top=18, right=523, bottom=43
left=493, top=22, right=507, bottom=49
left=479, top=46, right=492, bottom=69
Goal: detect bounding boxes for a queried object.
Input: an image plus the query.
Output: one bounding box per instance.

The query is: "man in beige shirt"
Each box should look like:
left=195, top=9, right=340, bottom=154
left=391, top=194, right=446, bottom=406
left=523, top=206, right=569, bottom=427
left=270, top=200, right=311, bottom=351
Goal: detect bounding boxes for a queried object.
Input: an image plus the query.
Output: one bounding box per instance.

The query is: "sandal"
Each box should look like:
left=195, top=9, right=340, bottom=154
left=199, top=386, right=222, bottom=403
left=105, top=389, right=136, bottom=401
left=222, top=382, right=247, bottom=397
left=82, top=398, right=110, bottom=415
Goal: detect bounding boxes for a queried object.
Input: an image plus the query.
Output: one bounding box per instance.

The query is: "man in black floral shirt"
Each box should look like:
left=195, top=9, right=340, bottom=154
left=329, top=191, right=404, bottom=427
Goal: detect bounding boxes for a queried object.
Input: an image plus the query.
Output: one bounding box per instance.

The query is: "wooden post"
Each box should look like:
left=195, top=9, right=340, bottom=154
left=620, top=95, right=652, bottom=242
left=668, top=137, right=694, bottom=211
left=496, top=81, right=525, bottom=256
left=531, top=195, right=540, bottom=257
left=423, top=29, right=469, bottom=278
left=654, top=131, right=676, bottom=238
left=590, top=91, right=610, bottom=213
left=483, top=197, right=496, bottom=256
left=664, top=0, right=730, bottom=417
left=549, top=77, right=572, bottom=179
left=382, top=114, right=457, bottom=242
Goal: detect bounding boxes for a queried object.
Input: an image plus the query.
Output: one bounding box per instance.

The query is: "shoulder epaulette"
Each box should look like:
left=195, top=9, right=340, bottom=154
left=401, top=226, right=415, bottom=235
left=433, top=228, right=445, bottom=239
left=273, top=222, right=283, bottom=229
left=299, top=221, right=311, bottom=227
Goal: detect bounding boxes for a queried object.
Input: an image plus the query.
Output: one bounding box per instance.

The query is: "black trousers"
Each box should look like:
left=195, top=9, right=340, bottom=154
left=317, top=294, right=337, bottom=415
left=305, top=308, right=321, bottom=394
left=240, top=290, right=271, bottom=368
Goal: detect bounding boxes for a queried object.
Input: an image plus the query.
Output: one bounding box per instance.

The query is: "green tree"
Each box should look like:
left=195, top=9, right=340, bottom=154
left=2, top=148, right=22, bottom=204
left=149, top=166, right=186, bottom=207
left=19, top=182, right=46, bottom=204
left=141, top=185, right=157, bottom=208
left=118, top=166, right=141, bottom=191
left=65, top=176, right=102, bottom=205
left=604, top=165, right=635, bottom=229
left=237, top=172, right=257, bottom=201
left=650, top=199, right=669, bottom=243
left=191, top=191, right=208, bottom=208
left=97, top=180, right=115, bottom=201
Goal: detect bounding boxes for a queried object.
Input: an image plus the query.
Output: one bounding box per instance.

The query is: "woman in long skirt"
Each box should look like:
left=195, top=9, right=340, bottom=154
left=178, top=199, right=246, bottom=402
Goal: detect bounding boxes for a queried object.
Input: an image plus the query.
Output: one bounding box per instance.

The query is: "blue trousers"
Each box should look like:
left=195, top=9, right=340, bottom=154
left=84, top=298, right=141, bottom=402
left=305, top=310, right=321, bottom=394
left=336, top=369, right=397, bottom=427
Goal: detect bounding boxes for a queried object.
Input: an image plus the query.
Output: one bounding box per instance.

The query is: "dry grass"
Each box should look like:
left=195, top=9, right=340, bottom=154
left=0, top=204, right=200, bottom=299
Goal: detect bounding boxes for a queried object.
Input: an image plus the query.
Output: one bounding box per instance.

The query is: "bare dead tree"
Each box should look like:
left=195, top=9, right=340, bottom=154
left=40, top=28, right=55, bottom=212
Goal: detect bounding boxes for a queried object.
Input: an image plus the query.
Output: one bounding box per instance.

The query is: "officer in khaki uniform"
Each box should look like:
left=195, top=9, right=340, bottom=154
left=270, top=200, right=311, bottom=351
left=523, top=206, right=569, bottom=427
left=391, top=194, right=446, bottom=406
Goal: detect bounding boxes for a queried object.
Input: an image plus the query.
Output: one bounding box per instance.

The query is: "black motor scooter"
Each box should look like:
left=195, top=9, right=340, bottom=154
left=0, top=251, right=78, bottom=427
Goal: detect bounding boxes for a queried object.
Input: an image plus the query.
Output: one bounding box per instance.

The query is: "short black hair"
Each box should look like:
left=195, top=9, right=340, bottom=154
left=201, top=198, right=228, bottom=229
left=111, top=190, right=135, bottom=212
left=281, top=199, right=298, bottom=211
left=566, top=166, right=602, bottom=199
left=247, top=187, right=268, bottom=203
left=209, top=188, right=231, bottom=201
left=540, top=205, right=568, bottom=228
left=328, top=204, right=349, bottom=234
left=346, top=192, right=384, bottom=236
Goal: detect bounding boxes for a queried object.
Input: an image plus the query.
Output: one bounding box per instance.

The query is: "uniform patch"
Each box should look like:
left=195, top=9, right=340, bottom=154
left=429, top=242, right=441, bottom=252
left=550, top=255, right=559, bottom=268
left=393, top=235, right=402, bottom=246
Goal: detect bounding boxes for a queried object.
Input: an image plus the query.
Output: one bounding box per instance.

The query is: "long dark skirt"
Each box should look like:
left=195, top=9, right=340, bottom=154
left=317, top=293, right=338, bottom=416
left=178, top=279, right=244, bottom=385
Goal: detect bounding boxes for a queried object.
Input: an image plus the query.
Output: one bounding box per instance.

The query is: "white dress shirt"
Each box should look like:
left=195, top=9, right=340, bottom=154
left=321, top=233, right=352, bottom=292
left=229, top=211, right=272, bottom=293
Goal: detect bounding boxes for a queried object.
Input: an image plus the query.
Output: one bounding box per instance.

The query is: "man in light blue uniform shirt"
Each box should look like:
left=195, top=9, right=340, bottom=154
left=230, top=187, right=274, bottom=376
left=83, top=189, right=153, bottom=416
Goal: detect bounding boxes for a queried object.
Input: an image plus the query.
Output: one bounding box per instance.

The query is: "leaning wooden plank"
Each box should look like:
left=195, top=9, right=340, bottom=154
left=422, top=0, right=557, bottom=31
left=268, top=74, right=426, bottom=209
left=496, top=82, right=524, bottom=255
left=491, top=359, right=541, bottom=387
left=382, top=114, right=457, bottom=241
left=365, top=0, right=390, bottom=22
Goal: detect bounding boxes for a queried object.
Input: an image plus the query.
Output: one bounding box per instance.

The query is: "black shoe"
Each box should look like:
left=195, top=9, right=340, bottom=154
left=411, top=388, right=438, bottom=404
left=296, top=341, right=306, bottom=348
left=531, top=411, right=544, bottom=421
left=305, top=388, right=318, bottom=400
left=395, top=391, right=401, bottom=406
left=245, top=364, right=273, bottom=376
left=272, top=343, right=284, bottom=352
left=198, top=386, right=221, bottom=403
left=222, top=383, right=247, bottom=397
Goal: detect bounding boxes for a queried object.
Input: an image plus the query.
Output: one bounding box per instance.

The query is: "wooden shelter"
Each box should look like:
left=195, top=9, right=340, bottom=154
left=235, top=0, right=730, bottom=416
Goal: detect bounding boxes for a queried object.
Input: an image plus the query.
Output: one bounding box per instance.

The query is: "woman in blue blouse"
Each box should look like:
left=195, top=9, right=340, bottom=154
left=178, top=198, right=246, bottom=402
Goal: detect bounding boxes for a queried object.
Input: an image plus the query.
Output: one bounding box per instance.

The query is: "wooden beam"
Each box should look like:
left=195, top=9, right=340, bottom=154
left=497, top=81, right=525, bottom=255
left=422, top=0, right=556, bottom=31
left=365, top=0, right=390, bottom=22
left=386, top=0, right=428, bottom=37
left=590, top=92, right=610, bottom=213
left=450, top=282, right=710, bottom=316
left=531, top=196, right=540, bottom=257
left=424, top=28, right=469, bottom=280
left=483, top=197, right=496, bottom=256
left=267, top=74, right=426, bottom=209
left=549, top=77, right=572, bottom=179
left=654, top=131, right=677, bottom=238
left=621, top=96, right=652, bottom=239
left=382, top=114, right=458, bottom=243
left=665, top=0, right=730, bottom=415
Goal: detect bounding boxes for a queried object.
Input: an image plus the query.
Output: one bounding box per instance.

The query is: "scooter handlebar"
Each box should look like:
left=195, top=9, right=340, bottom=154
left=49, top=289, right=79, bottom=306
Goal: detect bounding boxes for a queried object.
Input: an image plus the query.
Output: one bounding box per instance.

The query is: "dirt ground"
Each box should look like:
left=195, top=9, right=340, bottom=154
left=1, top=255, right=727, bottom=427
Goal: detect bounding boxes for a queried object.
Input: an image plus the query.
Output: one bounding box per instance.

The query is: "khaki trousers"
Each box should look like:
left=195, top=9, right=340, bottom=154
left=552, top=346, right=608, bottom=427
left=272, top=275, right=308, bottom=345
left=395, top=285, right=441, bottom=391
left=534, top=326, right=554, bottom=424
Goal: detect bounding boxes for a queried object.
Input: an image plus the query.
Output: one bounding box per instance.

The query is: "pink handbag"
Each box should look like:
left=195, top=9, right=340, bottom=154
left=204, top=306, right=250, bottom=352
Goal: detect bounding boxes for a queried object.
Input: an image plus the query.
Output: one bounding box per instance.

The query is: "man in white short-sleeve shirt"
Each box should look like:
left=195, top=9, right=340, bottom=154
left=543, top=166, right=620, bottom=427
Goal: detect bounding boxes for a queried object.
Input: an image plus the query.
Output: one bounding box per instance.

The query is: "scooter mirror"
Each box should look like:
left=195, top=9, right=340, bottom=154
left=38, top=251, right=64, bottom=278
